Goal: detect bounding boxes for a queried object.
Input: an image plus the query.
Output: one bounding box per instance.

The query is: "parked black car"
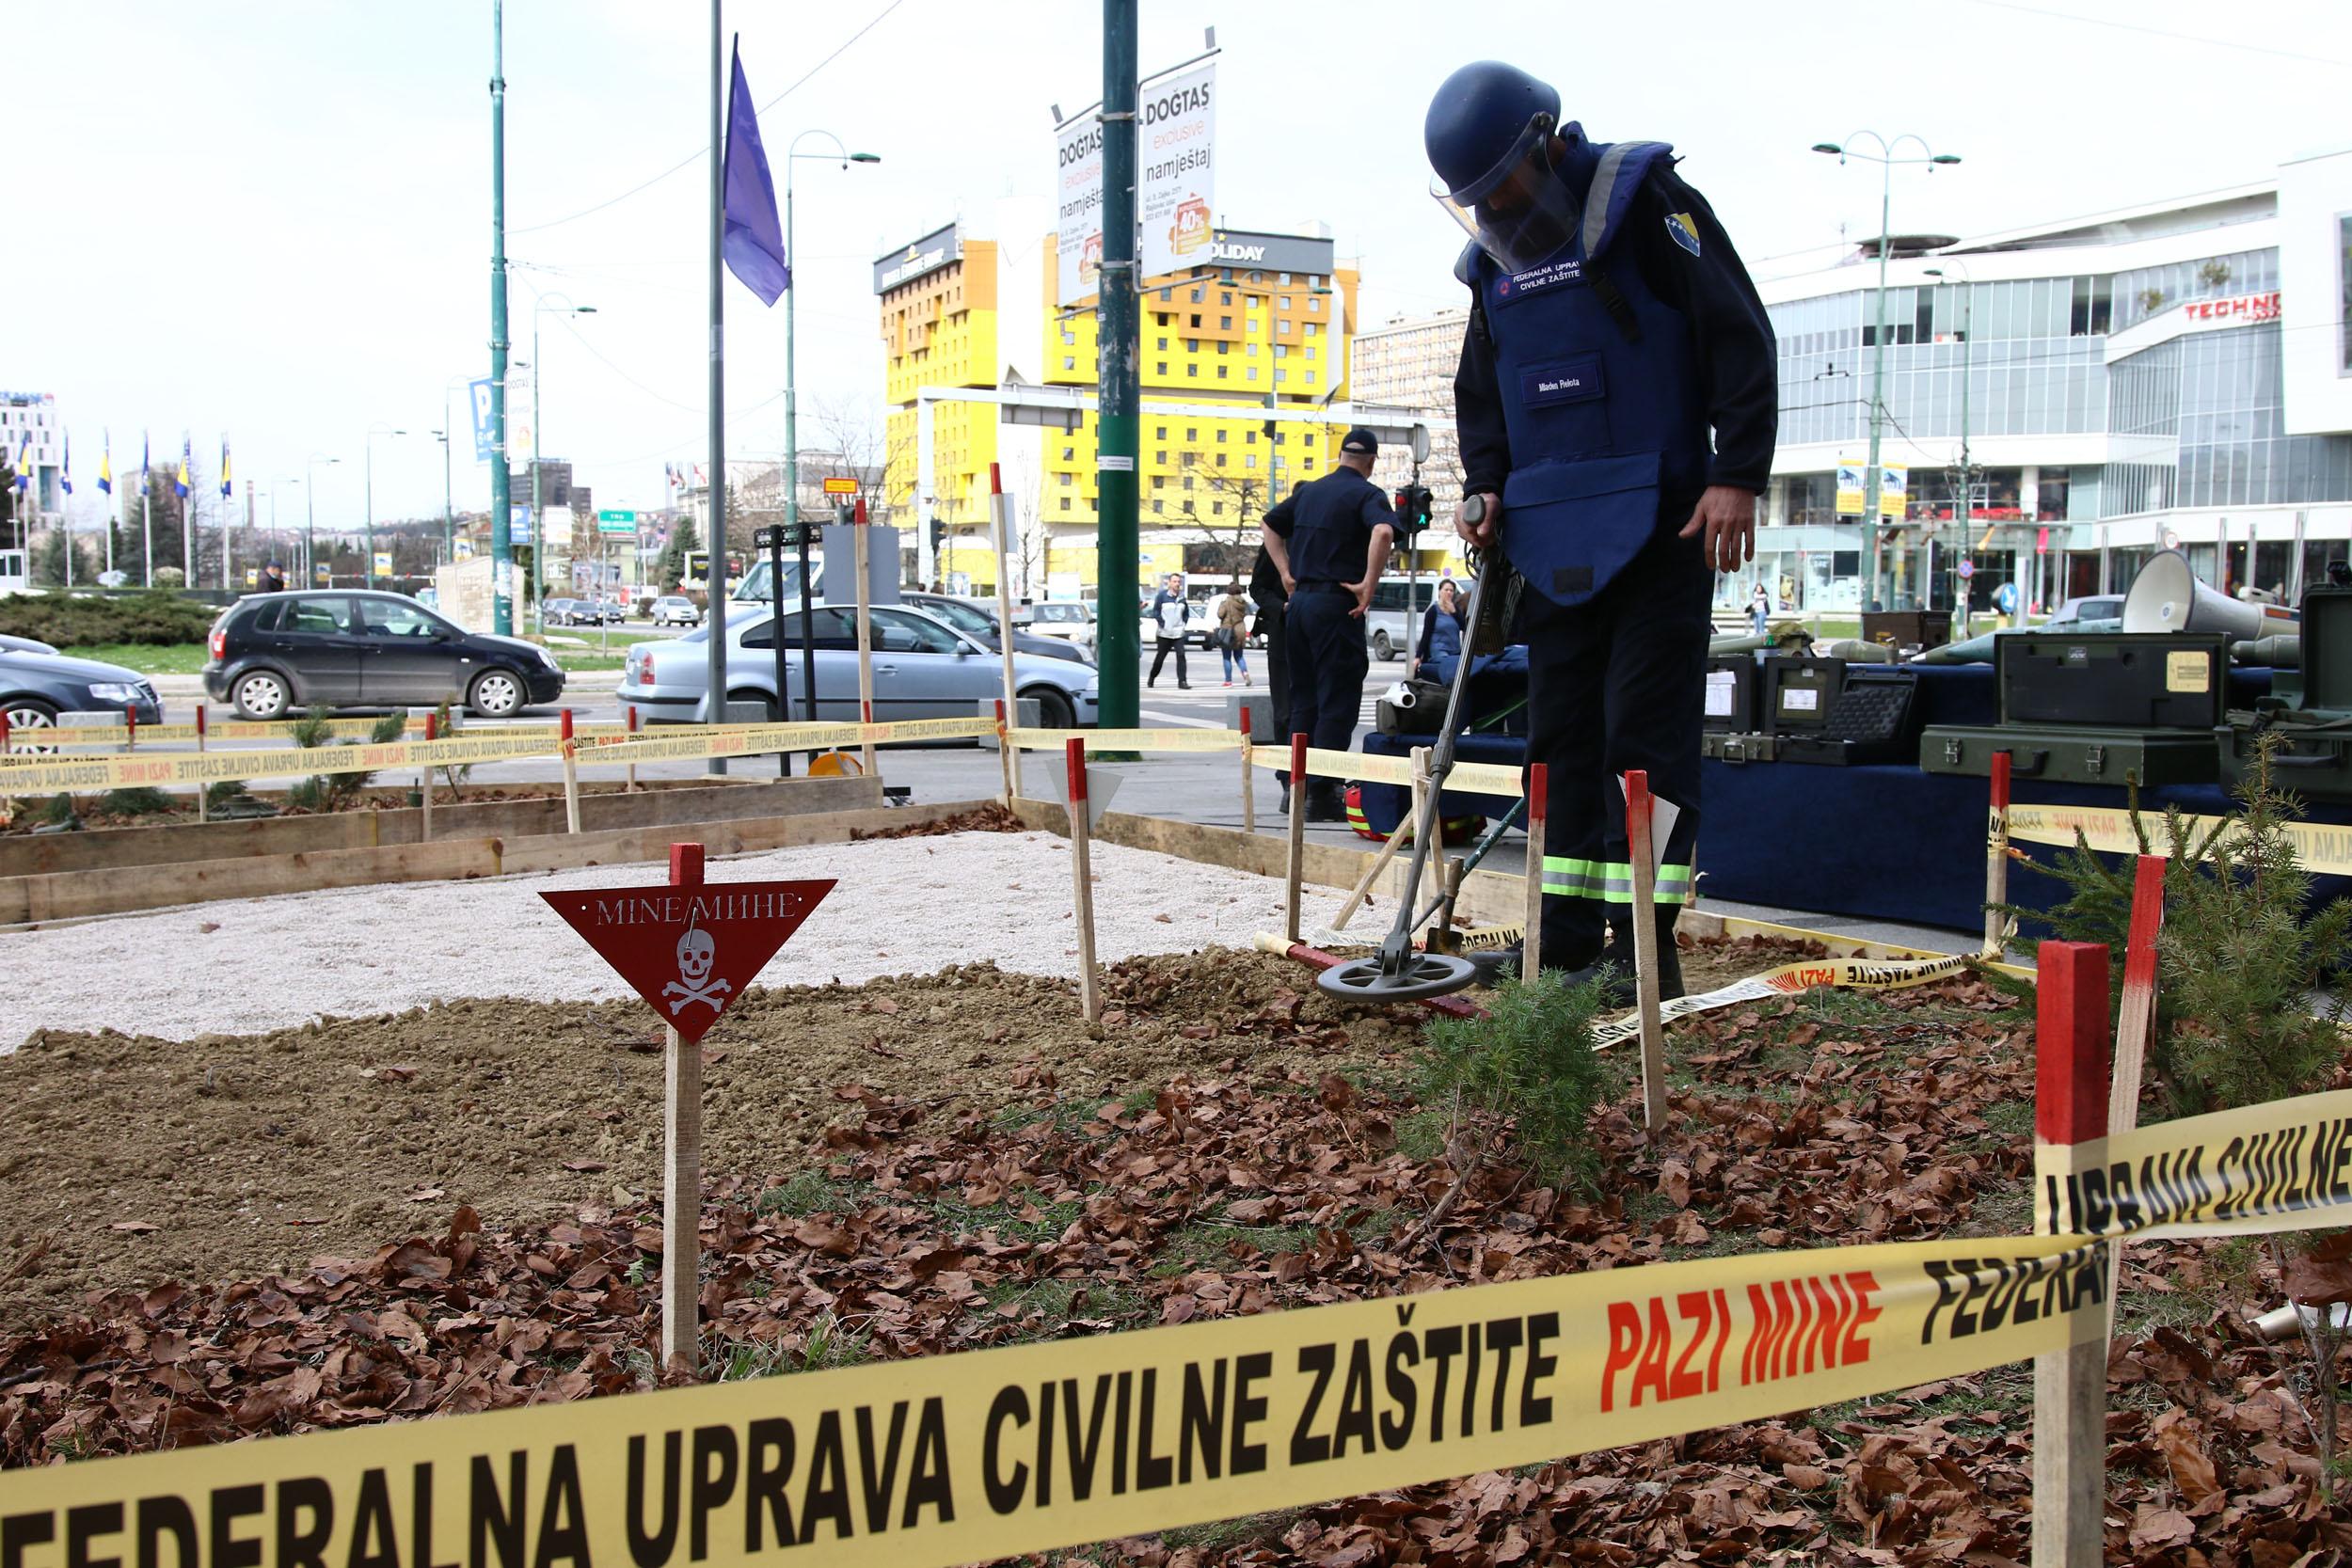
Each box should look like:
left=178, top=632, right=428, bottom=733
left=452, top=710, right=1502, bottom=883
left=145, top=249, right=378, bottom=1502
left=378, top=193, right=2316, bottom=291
left=204, top=591, right=566, bottom=720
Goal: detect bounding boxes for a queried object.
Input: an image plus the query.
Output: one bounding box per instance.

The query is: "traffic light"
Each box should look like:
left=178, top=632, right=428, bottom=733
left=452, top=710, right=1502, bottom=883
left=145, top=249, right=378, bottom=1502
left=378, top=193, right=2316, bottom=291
left=928, top=515, right=946, bottom=558
left=1392, top=483, right=1434, bottom=534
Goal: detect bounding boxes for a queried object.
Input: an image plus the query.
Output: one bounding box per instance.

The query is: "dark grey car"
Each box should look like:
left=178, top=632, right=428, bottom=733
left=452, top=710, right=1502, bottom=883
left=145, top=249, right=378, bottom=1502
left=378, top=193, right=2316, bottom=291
left=0, top=645, right=165, bottom=741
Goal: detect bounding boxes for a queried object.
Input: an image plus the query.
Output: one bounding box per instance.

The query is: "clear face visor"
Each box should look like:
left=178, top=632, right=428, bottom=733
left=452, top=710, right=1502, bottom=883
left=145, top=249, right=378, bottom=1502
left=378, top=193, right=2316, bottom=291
left=1430, top=117, right=1580, bottom=275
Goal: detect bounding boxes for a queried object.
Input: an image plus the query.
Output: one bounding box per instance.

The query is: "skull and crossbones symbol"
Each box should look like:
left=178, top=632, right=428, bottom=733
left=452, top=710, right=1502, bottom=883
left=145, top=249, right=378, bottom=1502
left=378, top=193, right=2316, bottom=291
left=661, top=923, right=731, bottom=1015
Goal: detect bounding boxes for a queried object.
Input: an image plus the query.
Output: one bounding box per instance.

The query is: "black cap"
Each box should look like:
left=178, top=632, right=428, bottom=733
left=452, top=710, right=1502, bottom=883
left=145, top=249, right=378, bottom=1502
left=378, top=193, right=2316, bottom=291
left=1341, top=427, right=1378, bottom=454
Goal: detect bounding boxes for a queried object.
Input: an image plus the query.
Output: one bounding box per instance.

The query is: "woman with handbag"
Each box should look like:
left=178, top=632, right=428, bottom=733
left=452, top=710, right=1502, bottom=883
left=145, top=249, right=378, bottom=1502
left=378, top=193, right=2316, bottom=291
left=1216, top=579, right=1252, bottom=688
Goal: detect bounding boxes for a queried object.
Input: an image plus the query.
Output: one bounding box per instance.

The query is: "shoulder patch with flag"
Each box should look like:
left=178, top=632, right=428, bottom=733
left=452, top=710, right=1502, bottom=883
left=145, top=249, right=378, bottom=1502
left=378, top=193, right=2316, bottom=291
left=1665, top=212, right=1702, bottom=257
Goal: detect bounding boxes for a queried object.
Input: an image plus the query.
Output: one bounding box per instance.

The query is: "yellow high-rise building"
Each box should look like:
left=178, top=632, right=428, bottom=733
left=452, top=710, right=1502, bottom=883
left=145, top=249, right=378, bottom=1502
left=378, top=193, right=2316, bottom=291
left=1044, top=229, right=1359, bottom=592
left=876, top=224, right=1000, bottom=586
left=878, top=218, right=1359, bottom=596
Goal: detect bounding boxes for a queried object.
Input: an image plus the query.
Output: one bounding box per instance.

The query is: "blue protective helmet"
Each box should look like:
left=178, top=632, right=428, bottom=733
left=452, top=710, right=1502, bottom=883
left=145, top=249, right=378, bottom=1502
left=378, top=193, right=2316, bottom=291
left=1424, top=61, right=1561, bottom=204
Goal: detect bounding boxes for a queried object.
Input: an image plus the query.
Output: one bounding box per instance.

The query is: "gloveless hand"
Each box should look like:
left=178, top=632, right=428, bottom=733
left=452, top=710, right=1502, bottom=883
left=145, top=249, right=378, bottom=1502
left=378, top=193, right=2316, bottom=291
left=1345, top=578, right=1375, bottom=618
left=1678, top=485, right=1757, bottom=575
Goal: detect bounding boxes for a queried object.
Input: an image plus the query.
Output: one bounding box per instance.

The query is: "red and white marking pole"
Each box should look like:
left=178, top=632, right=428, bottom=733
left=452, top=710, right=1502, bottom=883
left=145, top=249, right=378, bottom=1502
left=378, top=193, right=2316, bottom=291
left=1236, top=708, right=1255, bottom=836
left=993, top=698, right=1015, bottom=807
left=2105, top=854, right=2166, bottom=1336
left=1984, top=751, right=2013, bottom=958
left=0, top=713, right=12, bottom=825
left=420, top=711, right=437, bottom=840
left=989, top=463, right=1020, bottom=752
left=194, top=705, right=210, bottom=824
left=560, top=708, right=581, bottom=834
left=124, top=705, right=137, bottom=752
left=2033, top=938, right=2110, bottom=1568
left=852, top=497, right=877, bottom=779
left=1523, top=762, right=1548, bottom=982
left=624, top=705, right=640, bottom=794
left=1284, top=733, right=1309, bottom=944
left=1066, top=736, right=1102, bottom=1022
left=1622, top=769, right=1667, bottom=1128
left=662, top=841, right=706, bottom=1376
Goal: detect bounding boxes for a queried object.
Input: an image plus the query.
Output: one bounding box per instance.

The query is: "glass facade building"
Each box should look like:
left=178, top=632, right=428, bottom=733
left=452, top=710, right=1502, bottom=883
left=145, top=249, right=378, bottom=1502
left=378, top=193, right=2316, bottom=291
left=1753, top=162, right=2352, bottom=618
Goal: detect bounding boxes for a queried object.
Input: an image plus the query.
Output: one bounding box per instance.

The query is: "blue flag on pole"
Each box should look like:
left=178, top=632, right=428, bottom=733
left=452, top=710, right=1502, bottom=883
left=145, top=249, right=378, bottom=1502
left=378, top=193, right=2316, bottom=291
left=60, top=433, right=72, bottom=496
left=722, top=39, right=789, bottom=307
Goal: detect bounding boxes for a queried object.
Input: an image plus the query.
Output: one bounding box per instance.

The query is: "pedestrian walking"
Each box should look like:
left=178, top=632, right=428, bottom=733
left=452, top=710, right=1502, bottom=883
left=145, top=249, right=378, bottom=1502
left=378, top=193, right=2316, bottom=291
left=1216, top=580, right=1251, bottom=687
left=1749, top=580, right=1771, bottom=635
left=1147, top=573, right=1191, bottom=689
left=1258, top=428, right=1397, bottom=821
left=1428, top=60, right=1776, bottom=999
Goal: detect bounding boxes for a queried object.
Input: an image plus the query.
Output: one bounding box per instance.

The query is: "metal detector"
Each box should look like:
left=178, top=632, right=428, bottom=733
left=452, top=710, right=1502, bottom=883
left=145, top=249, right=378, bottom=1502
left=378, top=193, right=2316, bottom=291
left=1315, top=535, right=1505, bottom=1004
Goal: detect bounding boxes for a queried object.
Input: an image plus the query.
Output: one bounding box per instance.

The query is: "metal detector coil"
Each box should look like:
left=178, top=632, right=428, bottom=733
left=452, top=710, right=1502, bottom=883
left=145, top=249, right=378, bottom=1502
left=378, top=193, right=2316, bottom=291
left=1315, top=547, right=1507, bottom=1006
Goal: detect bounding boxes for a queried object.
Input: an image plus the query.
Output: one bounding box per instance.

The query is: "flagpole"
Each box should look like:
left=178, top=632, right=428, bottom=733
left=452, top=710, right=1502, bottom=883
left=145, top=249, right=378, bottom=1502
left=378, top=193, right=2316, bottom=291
left=488, top=0, right=516, bottom=635
left=703, top=2, right=729, bottom=776
left=142, top=449, right=152, bottom=590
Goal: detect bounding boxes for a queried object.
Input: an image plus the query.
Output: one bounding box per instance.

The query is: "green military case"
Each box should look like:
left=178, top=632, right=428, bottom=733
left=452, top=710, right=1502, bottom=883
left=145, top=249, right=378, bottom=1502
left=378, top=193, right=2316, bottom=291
left=1919, top=723, right=2222, bottom=786
left=2219, top=581, right=2352, bottom=801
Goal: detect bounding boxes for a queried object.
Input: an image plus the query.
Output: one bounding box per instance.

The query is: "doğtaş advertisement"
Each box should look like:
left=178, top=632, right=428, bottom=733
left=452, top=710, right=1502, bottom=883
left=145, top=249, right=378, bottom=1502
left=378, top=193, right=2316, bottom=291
left=1055, top=60, right=1217, bottom=306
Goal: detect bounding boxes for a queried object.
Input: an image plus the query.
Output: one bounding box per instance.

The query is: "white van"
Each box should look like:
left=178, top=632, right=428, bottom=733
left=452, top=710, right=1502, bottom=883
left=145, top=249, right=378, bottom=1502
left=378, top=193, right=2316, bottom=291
left=1363, top=574, right=1460, bottom=662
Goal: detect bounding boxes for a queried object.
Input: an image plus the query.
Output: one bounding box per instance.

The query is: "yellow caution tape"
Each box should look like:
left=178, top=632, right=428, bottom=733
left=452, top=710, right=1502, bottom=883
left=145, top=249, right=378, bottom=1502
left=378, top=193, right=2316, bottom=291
left=2006, top=802, right=2352, bottom=879
left=1013, top=726, right=1244, bottom=754
left=0, top=1228, right=2118, bottom=1568
left=1590, top=953, right=1973, bottom=1051
left=1245, top=746, right=1522, bottom=794
left=2035, top=1085, right=2352, bottom=1243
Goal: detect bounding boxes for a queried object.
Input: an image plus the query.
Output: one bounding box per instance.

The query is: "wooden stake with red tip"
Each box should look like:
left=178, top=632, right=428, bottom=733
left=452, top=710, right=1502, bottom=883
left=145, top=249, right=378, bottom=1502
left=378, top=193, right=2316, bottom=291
left=1623, top=768, right=1667, bottom=1129
left=559, top=708, right=581, bottom=833
left=1284, top=733, right=1309, bottom=944
left=1985, top=751, right=2013, bottom=958
left=421, top=711, right=437, bottom=840
left=1523, top=762, right=1548, bottom=982
left=1066, top=736, right=1102, bottom=1022
left=852, top=496, right=877, bottom=779
left=2032, top=938, right=2109, bottom=1568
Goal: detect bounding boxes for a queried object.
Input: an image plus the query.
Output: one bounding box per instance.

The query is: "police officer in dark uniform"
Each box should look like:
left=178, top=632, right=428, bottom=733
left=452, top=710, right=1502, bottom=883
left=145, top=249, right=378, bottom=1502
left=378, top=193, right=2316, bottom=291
left=1425, top=62, right=1776, bottom=998
left=1258, top=428, right=1397, bottom=821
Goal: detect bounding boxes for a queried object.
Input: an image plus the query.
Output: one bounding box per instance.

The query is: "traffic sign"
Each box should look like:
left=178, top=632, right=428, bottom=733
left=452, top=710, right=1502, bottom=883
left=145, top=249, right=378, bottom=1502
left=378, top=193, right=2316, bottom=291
left=1958, top=559, right=1976, bottom=580
left=597, top=509, right=637, bottom=523
left=821, top=477, right=859, bottom=496
left=539, top=875, right=834, bottom=1045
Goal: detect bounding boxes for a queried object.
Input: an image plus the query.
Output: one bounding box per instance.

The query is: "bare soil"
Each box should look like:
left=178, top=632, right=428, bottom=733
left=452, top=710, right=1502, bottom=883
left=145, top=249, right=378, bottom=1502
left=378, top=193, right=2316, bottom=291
left=0, top=949, right=1425, bottom=1329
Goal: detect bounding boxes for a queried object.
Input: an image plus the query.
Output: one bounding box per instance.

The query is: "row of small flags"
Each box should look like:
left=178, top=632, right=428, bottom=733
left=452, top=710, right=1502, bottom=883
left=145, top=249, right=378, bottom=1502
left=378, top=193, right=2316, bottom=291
left=17, top=432, right=230, bottom=503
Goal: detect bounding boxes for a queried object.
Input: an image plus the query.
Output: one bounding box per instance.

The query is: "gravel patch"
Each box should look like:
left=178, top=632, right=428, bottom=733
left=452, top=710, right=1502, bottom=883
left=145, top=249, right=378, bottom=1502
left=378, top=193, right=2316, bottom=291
left=4, top=831, right=1368, bottom=1048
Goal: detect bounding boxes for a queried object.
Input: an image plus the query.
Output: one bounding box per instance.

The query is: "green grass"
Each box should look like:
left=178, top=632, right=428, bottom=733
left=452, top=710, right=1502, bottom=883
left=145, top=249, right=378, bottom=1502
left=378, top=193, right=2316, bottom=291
left=61, top=642, right=209, bottom=674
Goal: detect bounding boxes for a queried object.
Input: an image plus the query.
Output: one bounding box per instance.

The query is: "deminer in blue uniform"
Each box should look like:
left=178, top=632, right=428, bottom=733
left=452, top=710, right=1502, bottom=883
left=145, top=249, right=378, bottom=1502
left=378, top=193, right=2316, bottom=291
left=1426, top=61, right=1776, bottom=999
left=1259, top=427, right=1398, bottom=822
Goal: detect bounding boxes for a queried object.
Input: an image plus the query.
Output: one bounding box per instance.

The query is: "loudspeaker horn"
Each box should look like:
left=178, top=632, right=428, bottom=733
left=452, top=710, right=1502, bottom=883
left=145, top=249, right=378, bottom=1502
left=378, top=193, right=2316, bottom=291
left=2122, top=549, right=2299, bottom=638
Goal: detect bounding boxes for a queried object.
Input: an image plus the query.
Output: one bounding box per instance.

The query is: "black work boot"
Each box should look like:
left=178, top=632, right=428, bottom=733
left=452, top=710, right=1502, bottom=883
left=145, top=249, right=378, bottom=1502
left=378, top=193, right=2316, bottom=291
left=1305, top=782, right=1348, bottom=823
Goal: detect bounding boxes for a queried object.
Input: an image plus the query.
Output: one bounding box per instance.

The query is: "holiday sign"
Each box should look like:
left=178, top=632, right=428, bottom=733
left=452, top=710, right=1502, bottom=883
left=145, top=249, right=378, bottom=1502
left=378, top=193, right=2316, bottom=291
left=539, top=866, right=834, bottom=1044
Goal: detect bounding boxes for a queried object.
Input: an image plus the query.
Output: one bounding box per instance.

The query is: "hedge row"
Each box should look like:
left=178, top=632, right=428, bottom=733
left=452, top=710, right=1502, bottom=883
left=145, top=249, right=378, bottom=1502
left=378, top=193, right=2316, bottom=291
left=0, top=591, right=218, bottom=648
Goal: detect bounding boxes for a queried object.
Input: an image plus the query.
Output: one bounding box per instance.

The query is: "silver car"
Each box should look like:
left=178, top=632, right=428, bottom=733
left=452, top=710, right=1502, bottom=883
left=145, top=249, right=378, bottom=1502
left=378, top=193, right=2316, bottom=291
left=620, top=603, right=1101, bottom=730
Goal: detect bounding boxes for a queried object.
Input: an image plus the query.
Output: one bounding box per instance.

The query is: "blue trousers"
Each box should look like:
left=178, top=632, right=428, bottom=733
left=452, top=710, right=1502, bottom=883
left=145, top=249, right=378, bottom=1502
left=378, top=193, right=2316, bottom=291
left=1283, top=588, right=1369, bottom=754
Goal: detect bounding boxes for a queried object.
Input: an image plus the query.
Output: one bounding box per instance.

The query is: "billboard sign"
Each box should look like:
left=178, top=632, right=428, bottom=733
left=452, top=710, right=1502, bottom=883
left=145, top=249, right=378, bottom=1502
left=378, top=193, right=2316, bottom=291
left=1055, top=112, right=1104, bottom=307
left=1138, top=62, right=1216, bottom=282
left=872, top=224, right=961, bottom=295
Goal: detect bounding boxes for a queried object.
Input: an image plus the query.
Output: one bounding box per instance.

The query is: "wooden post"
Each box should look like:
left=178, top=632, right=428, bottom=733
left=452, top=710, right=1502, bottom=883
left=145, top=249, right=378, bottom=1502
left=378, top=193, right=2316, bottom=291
left=1523, top=761, right=1548, bottom=980
left=1623, top=769, right=1668, bottom=1129
left=853, top=499, right=877, bottom=779
left=1237, top=711, right=1255, bottom=837
left=194, top=705, right=209, bottom=824
left=124, top=706, right=137, bottom=752
left=1066, top=736, right=1102, bottom=1022
left=2105, top=855, right=2166, bottom=1335
left=625, top=705, right=640, bottom=793
left=663, top=841, right=707, bottom=1376
left=1283, top=732, right=1309, bottom=944
left=1984, top=750, right=2012, bottom=958
left=2033, top=938, right=2110, bottom=1568
left=0, top=713, right=11, bottom=826
left=560, top=708, right=582, bottom=834
left=420, top=711, right=437, bottom=841
left=990, top=465, right=1020, bottom=747
left=994, top=698, right=1015, bottom=806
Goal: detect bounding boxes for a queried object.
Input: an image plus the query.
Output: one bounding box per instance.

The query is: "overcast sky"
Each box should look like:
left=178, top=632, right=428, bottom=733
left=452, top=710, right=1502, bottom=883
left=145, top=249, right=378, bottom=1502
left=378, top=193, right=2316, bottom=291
left=14, top=0, right=2350, bottom=533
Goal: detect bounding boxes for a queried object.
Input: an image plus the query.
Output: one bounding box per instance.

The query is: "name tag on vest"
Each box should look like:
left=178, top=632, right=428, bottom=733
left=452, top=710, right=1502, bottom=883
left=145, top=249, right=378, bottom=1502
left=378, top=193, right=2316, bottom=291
left=1518, top=354, right=1605, bottom=408
left=1494, top=256, right=1585, bottom=303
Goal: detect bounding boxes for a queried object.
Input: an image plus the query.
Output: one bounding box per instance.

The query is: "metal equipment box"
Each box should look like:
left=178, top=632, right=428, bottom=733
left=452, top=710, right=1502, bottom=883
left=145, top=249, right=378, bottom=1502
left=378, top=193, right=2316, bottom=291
left=1919, top=723, right=2221, bottom=787
left=1703, top=655, right=1758, bottom=734
left=1995, top=632, right=2229, bottom=730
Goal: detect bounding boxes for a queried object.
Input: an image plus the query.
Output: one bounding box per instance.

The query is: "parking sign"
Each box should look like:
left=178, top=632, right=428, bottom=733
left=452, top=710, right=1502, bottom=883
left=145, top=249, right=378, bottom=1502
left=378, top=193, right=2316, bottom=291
left=469, top=377, right=496, bottom=463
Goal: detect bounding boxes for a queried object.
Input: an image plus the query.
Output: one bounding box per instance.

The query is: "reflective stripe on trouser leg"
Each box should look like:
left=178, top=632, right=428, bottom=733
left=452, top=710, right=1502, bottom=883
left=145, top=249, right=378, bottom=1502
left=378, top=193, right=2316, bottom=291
left=1556, top=859, right=1693, bottom=904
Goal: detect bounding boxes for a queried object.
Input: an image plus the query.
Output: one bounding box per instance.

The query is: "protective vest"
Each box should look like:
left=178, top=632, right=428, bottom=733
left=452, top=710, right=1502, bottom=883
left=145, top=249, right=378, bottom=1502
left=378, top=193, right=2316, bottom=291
left=1460, top=136, right=1711, bottom=609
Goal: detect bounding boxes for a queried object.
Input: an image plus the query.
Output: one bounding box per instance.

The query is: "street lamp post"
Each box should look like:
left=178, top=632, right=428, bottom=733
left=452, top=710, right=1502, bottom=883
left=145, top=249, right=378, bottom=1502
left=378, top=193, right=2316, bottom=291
left=531, top=295, right=597, bottom=627
left=1812, top=134, right=1960, bottom=612
left=304, top=454, right=341, bottom=586
left=1925, top=265, right=1975, bottom=638
left=268, top=477, right=300, bottom=580
left=365, top=424, right=405, bottom=587
left=782, top=134, right=881, bottom=567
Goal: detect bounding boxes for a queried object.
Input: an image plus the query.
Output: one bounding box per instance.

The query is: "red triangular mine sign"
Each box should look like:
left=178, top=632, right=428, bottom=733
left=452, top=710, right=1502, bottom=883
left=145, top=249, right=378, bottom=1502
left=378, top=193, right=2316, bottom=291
left=539, top=876, right=834, bottom=1045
